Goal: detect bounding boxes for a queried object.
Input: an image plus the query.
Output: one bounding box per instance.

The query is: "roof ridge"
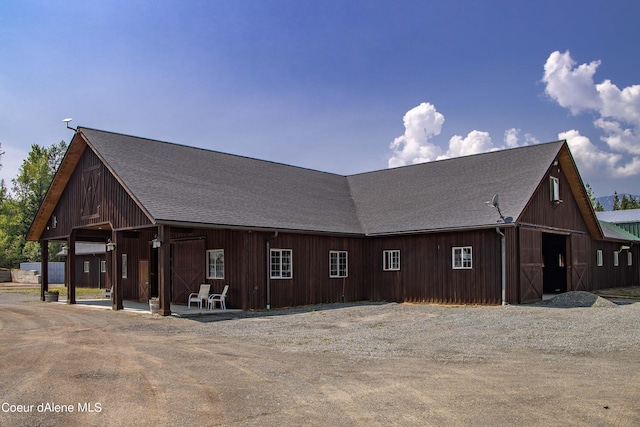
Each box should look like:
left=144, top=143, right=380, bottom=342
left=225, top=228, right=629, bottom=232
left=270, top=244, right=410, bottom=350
left=79, top=127, right=347, bottom=178
left=347, top=140, right=565, bottom=178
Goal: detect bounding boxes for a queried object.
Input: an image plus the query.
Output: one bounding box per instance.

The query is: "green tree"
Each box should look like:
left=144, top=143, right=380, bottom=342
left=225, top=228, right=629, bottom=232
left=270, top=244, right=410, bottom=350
left=11, top=141, right=67, bottom=236
left=620, top=194, right=640, bottom=210
left=585, top=183, right=605, bottom=212
left=612, top=191, right=621, bottom=210
left=0, top=141, right=67, bottom=268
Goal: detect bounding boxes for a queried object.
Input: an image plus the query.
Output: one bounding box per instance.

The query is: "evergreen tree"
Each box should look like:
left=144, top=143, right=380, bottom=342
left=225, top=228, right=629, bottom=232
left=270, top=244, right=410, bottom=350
left=585, top=183, right=605, bottom=212
left=612, top=191, right=621, bottom=210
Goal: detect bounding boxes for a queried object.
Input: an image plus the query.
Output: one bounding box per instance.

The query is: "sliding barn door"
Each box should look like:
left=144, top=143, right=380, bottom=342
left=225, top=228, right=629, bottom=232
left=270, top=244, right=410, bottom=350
left=519, top=228, right=543, bottom=303
left=571, top=234, right=590, bottom=291
left=171, top=239, right=205, bottom=304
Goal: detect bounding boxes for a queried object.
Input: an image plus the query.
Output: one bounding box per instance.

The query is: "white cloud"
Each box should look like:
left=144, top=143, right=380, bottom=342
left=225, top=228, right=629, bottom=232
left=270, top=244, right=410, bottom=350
left=543, top=50, right=601, bottom=115
left=503, top=128, right=539, bottom=148
left=543, top=50, right=640, bottom=179
left=387, top=105, right=544, bottom=167
left=439, top=130, right=492, bottom=160
left=388, top=102, right=444, bottom=167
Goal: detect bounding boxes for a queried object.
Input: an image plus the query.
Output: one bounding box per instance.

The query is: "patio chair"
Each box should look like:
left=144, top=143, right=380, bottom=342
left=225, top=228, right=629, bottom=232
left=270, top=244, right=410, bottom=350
left=188, top=284, right=210, bottom=309
left=208, top=284, right=229, bottom=310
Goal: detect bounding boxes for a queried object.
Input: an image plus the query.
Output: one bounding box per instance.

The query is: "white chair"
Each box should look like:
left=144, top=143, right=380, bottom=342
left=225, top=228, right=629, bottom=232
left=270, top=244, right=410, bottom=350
left=188, top=284, right=210, bottom=309
left=208, top=285, right=229, bottom=310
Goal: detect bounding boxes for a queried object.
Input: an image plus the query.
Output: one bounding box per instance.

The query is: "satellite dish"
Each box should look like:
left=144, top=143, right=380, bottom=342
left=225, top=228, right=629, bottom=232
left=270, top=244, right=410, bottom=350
left=485, top=194, right=505, bottom=222
left=62, top=118, right=76, bottom=131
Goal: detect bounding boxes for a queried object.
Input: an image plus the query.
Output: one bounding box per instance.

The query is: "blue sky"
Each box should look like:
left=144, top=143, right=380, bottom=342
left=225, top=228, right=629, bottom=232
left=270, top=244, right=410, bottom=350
left=1, top=0, right=639, bottom=199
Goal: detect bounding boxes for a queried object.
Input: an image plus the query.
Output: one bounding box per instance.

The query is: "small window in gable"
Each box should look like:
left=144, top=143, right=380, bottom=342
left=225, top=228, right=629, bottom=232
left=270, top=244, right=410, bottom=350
left=550, top=176, right=560, bottom=202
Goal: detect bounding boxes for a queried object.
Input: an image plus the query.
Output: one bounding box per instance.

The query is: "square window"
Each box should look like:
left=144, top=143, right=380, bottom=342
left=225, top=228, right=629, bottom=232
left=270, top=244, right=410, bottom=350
left=206, top=249, right=224, bottom=279
left=596, top=250, right=603, bottom=267
left=452, top=247, right=472, bottom=269
left=329, top=251, right=348, bottom=278
left=383, top=250, right=400, bottom=271
left=271, top=249, right=292, bottom=279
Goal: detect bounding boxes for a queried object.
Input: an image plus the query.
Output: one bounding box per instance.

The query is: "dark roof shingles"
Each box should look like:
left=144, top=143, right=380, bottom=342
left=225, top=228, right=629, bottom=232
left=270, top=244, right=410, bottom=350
left=81, top=128, right=564, bottom=236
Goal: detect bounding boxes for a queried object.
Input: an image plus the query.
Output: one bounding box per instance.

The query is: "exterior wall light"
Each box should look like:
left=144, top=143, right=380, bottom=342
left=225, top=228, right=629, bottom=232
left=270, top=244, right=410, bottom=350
left=151, top=235, right=162, bottom=249
left=106, top=239, right=116, bottom=252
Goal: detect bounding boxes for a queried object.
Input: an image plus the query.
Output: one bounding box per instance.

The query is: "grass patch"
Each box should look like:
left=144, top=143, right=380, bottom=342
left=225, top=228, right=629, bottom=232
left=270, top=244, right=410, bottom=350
left=0, top=285, right=109, bottom=299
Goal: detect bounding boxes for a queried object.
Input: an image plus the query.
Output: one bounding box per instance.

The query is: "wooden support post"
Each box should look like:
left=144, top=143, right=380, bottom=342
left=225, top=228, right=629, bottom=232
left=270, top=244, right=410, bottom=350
left=158, top=225, right=171, bottom=316
left=40, top=240, right=49, bottom=301
left=67, top=232, right=76, bottom=304
left=112, top=231, right=124, bottom=310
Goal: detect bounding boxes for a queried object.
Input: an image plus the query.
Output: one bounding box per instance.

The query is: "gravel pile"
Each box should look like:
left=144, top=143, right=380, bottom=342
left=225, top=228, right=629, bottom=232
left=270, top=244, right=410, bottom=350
left=541, top=291, right=618, bottom=308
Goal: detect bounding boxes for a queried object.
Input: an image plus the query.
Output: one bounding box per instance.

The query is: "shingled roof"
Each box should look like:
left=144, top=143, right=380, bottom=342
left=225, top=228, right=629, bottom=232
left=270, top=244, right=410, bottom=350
left=81, top=128, right=363, bottom=234
left=28, top=128, right=601, bottom=239
left=348, top=141, right=565, bottom=235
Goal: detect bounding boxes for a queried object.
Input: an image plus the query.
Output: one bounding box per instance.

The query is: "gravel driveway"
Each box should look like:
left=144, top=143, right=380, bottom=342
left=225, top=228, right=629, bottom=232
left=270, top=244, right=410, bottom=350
left=1, top=290, right=639, bottom=426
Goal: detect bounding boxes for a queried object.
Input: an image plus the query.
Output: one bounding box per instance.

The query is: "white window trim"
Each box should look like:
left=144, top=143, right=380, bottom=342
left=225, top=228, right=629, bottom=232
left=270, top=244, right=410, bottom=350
left=628, top=251, right=633, bottom=266
left=383, top=250, right=400, bottom=271
left=122, top=254, right=128, bottom=279
left=206, top=249, right=225, bottom=279
left=613, top=251, right=619, bottom=267
left=329, top=251, right=348, bottom=278
left=100, top=260, right=106, bottom=273
left=83, top=261, right=90, bottom=273
left=596, top=250, right=603, bottom=267
left=550, top=176, right=560, bottom=202
left=452, top=246, right=473, bottom=269
left=271, top=249, right=293, bottom=279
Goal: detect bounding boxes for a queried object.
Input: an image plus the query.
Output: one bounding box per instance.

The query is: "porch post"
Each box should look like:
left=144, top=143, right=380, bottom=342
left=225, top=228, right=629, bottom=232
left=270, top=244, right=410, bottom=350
left=67, top=231, right=76, bottom=304
left=158, top=225, right=171, bottom=316
left=111, top=231, right=124, bottom=310
left=40, top=240, right=49, bottom=301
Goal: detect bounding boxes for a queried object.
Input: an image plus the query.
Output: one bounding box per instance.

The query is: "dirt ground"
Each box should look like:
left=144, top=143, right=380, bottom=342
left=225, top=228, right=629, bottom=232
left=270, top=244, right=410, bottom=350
left=1, top=289, right=639, bottom=427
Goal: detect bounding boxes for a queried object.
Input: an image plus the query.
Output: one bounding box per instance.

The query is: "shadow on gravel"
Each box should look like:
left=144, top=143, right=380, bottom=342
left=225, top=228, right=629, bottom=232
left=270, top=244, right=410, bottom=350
left=188, top=301, right=391, bottom=323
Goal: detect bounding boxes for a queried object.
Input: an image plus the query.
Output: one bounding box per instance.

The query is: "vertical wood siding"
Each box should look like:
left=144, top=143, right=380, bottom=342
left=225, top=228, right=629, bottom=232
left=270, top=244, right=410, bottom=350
left=74, top=254, right=106, bottom=288
left=592, top=241, right=637, bottom=290
left=518, top=164, right=590, bottom=234
left=41, top=147, right=152, bottom=240
left=366, top=229, right=502, bottom=305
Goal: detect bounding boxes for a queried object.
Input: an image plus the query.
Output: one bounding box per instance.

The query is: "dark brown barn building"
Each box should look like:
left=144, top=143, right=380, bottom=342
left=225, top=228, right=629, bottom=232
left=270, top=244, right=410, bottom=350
left=28, top=128, right=639, bottom=315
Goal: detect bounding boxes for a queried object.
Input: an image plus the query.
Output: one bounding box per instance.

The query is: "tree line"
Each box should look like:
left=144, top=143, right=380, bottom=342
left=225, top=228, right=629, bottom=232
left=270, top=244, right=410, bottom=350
left=586, top=184, right=640, bottom=212
left=0, top=141, right=67, bottom=268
